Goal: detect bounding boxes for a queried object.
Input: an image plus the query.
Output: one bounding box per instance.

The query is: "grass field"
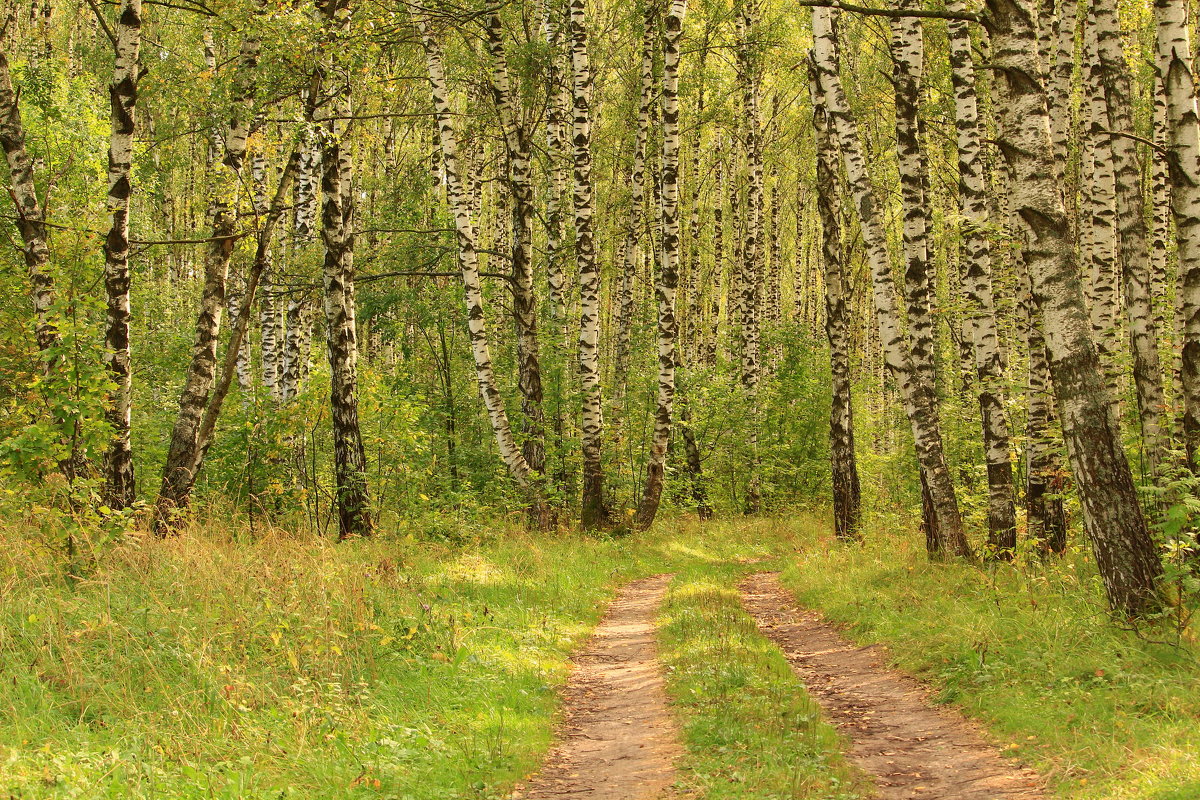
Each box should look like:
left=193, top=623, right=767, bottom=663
left=1, top=510, right=1197, bottom=798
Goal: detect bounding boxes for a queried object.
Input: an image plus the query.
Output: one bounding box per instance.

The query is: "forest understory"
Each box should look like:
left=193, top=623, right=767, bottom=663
left=1, top=515, right=1197, bottom=799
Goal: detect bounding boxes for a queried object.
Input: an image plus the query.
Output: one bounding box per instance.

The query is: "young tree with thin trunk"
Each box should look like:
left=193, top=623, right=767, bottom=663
left=0, top=50, right=57, bottom=358
left=416, top=13, right=546, bottom=512
left=614, top=1, right=656, bottom=408
left=100, top=0, right=143, bottom=509
left=811, top=5, right=971, bottom=559
left=985, top=0, right=1163, bottom=614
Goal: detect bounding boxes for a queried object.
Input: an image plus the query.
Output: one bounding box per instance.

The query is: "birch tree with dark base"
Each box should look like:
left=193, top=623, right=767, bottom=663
left=101, top=0, right=142, bottom=509
left=812, top=5, right=971, bottom=559
left=636, top=0, right=685, bottom=530
left=810, top=61, right=861, bottom=541
left=985, top=0, right=1163, bottom=614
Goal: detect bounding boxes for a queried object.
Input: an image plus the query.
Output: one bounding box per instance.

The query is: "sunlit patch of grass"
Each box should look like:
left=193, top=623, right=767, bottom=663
left=658, top=569, right=866, bottom=799
left=778, top=516, right=1200, bottom=799
left=0, top=512, right=804, bottom=798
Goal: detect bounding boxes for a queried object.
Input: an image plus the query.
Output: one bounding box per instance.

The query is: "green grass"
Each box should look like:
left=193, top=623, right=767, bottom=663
left=777, top=517, right=1200, bottom=799
left=0, top=513, right=792, bottom=799
left=658, top=566, right=866, bottom=799
left=5, top=509, right=1198, bottom=799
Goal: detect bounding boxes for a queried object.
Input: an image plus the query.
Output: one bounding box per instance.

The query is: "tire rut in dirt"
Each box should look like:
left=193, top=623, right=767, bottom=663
left=516, top=573, right=681, bottom=800
left=739, top=571, right=1048, bottom=799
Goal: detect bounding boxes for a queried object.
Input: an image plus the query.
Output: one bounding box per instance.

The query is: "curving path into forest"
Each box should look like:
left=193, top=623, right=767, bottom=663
left=517, top=571, right=1049, bottom=799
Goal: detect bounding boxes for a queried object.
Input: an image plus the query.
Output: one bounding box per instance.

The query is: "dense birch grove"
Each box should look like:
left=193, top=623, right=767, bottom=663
left=6, top=0, right=1200, bottom=614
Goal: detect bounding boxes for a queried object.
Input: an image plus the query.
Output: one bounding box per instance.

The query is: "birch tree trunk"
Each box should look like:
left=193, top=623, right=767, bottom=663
left=1154, top=0, right=1200, bottom=467
left=810, top=61, right=861, bottom=541
left=736, top=1, right=764, bottom=513
left=1082, top=18, right=1123, bottom=432
left=156, top=29, right=259, bottom=525
left=542, top=0, right=570, bottom=326
left=1092, top=0, right=1169, bottom=475
left=636, top=0, right=685, bottom=530
left=156, top=154, right=298, bottom=525
left=486, top=13, right=546, bottom=479
left=890, top=5, right=945, bottom=548
left=812, top=5, right=971, bottom=559
left=614, top=1, right=656, bottom=407
left=948, top=0, right=1016, bottom=556
left=569, top=0, right=607, bottom=527
left=101, top=0, right=142, bottom=509
left=985, top=0, right=1163, bottom=614
left=317, top=0, right=371, bottom=539
left=0, top=50, right=57, bottom=357
left=416, top=15, right=542, bottom=502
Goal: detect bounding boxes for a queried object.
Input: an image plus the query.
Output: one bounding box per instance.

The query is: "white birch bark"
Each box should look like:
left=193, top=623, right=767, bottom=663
left=416, top=15, right=538, bottom=494
left=812, top=4, right=971, bottom=559
left=948, top=0, right=1017, bottom=555
left=736, top=1, right=764, bottom=513
left=636, top=0, right=685, bottom=529
left=101, top=0, right=142, bottom=509
left=986, top=0, right=1163, bottom=614
left=810, top=61, right=861, bottom=541
left=1082, top=18, right=1123, bottom=430
left=614, top=1, right=656, bottom=404
left=1092, top=0, right=1169, bottom=475
left=1154, top=0, right=1200, bottom=465
left=568, top=0, right=606, bottom=526
left=486, top=13, right=546, bottom=480
left=0, top=49, right=57, bottom=356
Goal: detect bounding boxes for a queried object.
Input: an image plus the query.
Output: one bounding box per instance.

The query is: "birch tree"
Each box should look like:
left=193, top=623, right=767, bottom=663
left=1154, top=0, right=1200, bottom=467
left=947, top=0, right=1016, bottom=556
left=636, top=0, right=685, bottom=529
left=100, top=0, right=143, bottom=509
left=415, top=13, right=545, bottom=508
left=1091, top=0, right=1169, bottom=475
left=985, top=0, right=1163, bottom=614
left=569, top=0, right=607, bottom=527
left=810, top=60, right=861, bottom=541
left=812, top=5, right=972, bottom=559
left=613, top=1, right=656, bottom=405
left=317, top=0, right=371, bottom=539
left=485, top=13, right=546, bottom=478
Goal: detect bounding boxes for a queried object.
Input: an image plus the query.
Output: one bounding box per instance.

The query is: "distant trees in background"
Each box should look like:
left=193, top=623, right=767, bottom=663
left=3, top=0, right=1199, bottom=614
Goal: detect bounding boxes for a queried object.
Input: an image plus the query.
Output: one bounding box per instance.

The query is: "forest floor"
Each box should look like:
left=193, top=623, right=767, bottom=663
left=0, top=512, right=1197, bottom=799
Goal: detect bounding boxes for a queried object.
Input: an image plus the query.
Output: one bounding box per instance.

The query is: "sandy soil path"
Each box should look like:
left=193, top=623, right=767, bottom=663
left=516, top=574, right=681, bottom=800
left=739, top=572, right=1048, bottom=800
